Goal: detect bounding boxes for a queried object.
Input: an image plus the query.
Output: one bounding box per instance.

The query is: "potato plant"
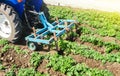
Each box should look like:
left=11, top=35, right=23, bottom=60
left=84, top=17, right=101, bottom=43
left=30, top=52, right=44, bottom=68
left=1, top=44, right=11, bottom=53
left=47, top=53, right=112, bottom=76
left=6, top=70, right=16, bottom=76
left=14, top=46, right=28, bottom=54
left=58, top=40, right=120, bottom=63
left=47, top=53, right=76, bottom=74
left=17, top=68, right=48, bottom=76
left=0, top=5, right=120, bottom=76
left=80, top=35, right=120, bottom=53
left=48, top=6, right=120, bottom=39
left=0, top=64, right=5, bottom=70
left=0, top=39, right=9, bottom=46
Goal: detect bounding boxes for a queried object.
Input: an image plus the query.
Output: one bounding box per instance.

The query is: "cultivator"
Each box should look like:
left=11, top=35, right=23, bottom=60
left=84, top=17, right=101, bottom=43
left=25, top=12, right=76, bottom=50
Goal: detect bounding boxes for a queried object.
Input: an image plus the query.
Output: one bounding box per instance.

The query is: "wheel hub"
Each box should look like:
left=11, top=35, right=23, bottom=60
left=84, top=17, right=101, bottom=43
left=0, top=12, right=12, bottom=38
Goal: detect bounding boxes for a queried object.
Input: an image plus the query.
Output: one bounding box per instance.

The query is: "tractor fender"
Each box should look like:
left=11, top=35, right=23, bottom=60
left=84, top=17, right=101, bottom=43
left=28, top=0, right=43, bottom=12
left=0, top=0, right=25, bottom=17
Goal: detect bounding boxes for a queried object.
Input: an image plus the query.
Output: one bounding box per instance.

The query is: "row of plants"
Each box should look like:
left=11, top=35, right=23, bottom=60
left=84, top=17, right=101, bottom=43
left=0, top=43, right=47, bottom=76
left=58, top=40, right=120, bottom=63
left=60, top=25, right=120, bottom=54
left=80, top=35, right=120, bottom=53
left=0, top=39, right=28, bottom=54
left=0, top=39, right=11, bottom=53
left=78, top=26, right=95, bottom=35
left=5, top=52, right=112, bottom=76
left=17, top=68, right=49, bottom=76
left=5, top=66, right=48, bottom=76
left=30, top=52, right=44, bottom=68
left=0, top=38, right=113, bottom=76
left=48, top=6, right=120, bottom=39
left=46, top=53, right=113, bottom=76
left=0, top=61, right=5, bottom=70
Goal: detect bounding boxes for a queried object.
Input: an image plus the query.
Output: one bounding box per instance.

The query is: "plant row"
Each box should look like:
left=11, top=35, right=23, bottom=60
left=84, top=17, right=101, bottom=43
left=0, top=39, right=28, bottom=54
left=5, top=67, right=48, bottom=76
left=48, top=6, right=120, bottom=39
left=46, top=53, right=113, bottom=76
left=58, top=40, right=120, bottom=63
left=80, top=35, right=120, bottom=53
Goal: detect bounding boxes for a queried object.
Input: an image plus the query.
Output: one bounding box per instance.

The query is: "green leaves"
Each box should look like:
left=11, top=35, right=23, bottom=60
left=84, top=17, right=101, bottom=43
left=67, top=63, right=113, bottom=76
left=59, top=40, right=120, bottom=63
left=80, top=35, right=120, bottom=53
left=17, top=68, right=48, bottom=76
left=78, top=26, right=94, bottom=35
left=30, top=52, right=44, bottom=68
left=17, top=68, right=35, bottom=76
left=47, top=54, right=76, bottom=74
left=1, top=44, right=11, bottom=53
left=5, top=70, right=15, bottom=76
left=14, top=46, right=28, bottom=54
left=48, top=6, right=120, bottom=39
left=49, top=6, right=74, bottom=19
left=0, top=39, right=9, bottom=46
left=47, top=54, right=112, bottom=76
left=0, top=39, right=10, bottom=53
left=0, top=64, right=5, bottom=70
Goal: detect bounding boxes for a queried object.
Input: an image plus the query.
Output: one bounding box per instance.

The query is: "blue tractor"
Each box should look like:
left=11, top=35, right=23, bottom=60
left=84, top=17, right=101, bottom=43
left=0, top=0, right=76, bottom=50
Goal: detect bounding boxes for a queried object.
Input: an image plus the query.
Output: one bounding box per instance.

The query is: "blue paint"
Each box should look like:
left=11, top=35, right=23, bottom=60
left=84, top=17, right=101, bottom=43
left=0, top=0, right=76, bottom=47
left=0, top=0, right=43, bottom=17
left=25, top=12, right=76, bottom=44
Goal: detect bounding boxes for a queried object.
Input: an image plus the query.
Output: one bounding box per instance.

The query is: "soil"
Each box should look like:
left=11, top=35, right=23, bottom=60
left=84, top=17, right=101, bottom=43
left=80, top=24, right=120, bottom=44
left=0, top=24, right=120, bottom=76
left=82, top=42, right=105, bottom=54
left=70, top=54, right=120, bottom=76
left=0, top=22, right=119, bottom=76
left=0, top=40, right=120, bottom=76
left=37, top=59, right=65, bottom=76
left=0, top=44, right=65, bottom=76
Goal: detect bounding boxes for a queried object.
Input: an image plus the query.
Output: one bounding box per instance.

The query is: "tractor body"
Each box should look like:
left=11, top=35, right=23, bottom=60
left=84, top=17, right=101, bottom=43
left=0, top=0, right=43, bottom=17
left=0, top=0, right=76, bottom=50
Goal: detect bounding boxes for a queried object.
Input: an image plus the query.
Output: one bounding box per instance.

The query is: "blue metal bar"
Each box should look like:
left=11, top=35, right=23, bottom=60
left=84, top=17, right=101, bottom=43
left=50, top=30, right=60, bottom=33
left=36, top=30, right=49, bottom=39
left=56, top=29, right=66, bottom=37
left=56, top=22, right=75, bottom=37
left=48, top=37, right=54, bottom=43
left=58, top=21, right=64, bottom=25
left=26, top=38, right=50, bottom=44
left=36, top=28, right=47, bottom=34
left=57, top=25, right=65, bottom=28
left=46, top=22, right=54, bottom=28
left=25, top=12, right=76, bottom=45
left=52, top=21, right=58, bottom=26
left=59, top=19, right=76, bottom=22
left=67, top=22, right=75, bottom=28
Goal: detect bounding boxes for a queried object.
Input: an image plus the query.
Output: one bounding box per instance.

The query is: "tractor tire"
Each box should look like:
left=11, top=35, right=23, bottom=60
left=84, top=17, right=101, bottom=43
left=0, top=3, right=22, bottom=43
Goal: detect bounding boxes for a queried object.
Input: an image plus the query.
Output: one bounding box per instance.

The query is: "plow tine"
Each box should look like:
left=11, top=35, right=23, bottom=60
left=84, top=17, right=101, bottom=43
left=53, top=32, right=57, bottom=41
left=64, top=21, right=70, bottom=31
left=55, top=17, right=59, bottom=24
left=32, top=27, right=36, bottom=38
left=64, top=21, right=67, bottom=26
left=73, top=16, right=79, bottom=25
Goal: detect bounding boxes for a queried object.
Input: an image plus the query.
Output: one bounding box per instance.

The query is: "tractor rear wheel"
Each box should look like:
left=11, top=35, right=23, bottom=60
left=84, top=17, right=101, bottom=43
left=0, top=3, right=22, bottom=43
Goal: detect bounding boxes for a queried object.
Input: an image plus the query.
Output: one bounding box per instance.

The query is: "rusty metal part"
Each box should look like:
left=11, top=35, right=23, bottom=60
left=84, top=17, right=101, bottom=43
left=55, top=17, right=59, bottom=24
left=53, top=32, right=57, bottom=41
left=65, top=27, right=70, bottom=31
left=32, top=27, right=36, bottom=38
